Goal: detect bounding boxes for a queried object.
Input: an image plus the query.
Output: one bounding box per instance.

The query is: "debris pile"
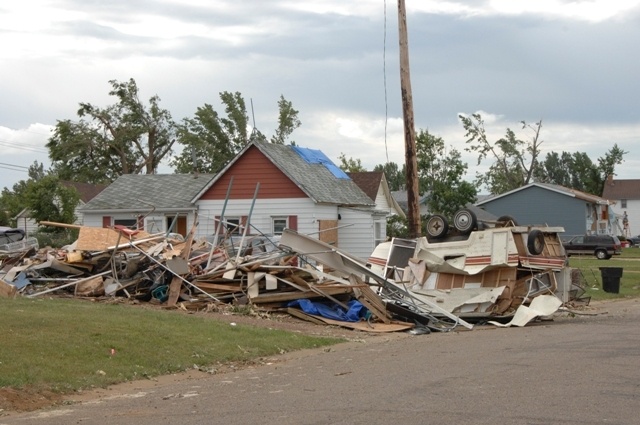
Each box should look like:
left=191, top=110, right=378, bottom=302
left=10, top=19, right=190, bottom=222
left=0, top=220, right=587, bottom=332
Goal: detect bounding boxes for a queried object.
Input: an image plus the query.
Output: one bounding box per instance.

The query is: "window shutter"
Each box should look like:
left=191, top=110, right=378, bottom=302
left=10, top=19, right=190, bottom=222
left=102, top=216, right=111, bottom=228
left=288, top=215, right=298, bottom=231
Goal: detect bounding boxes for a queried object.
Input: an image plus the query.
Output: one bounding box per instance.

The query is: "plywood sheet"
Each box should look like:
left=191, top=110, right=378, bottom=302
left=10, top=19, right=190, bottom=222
left=76, top=227, right=125, bottom=251
left=318, top=220, right=338, bottom=247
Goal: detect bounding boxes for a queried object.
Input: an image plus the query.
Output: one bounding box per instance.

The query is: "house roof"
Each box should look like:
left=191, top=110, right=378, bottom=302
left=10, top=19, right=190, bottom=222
left=349, top=171, right=406, bottom=218
left=195, top=140, right=374, bottom=206
left=476, top=182, right=610, bottom=206
left=80, top=174, right=215, bottom=212
left=602, top=178, right=640, bottom=200
left=348, top=172, right=382, bottom=200
left=61, top=181, right=108, bottom=204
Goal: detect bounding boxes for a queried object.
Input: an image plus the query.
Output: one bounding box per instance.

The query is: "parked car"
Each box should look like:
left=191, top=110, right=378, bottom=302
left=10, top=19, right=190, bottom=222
left=627, top=235, right=640, bottom=246
left=562, top=234, right=622, bottom=259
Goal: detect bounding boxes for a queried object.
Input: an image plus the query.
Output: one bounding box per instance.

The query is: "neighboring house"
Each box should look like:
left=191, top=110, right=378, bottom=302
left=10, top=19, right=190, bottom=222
left=13, top=181, right=107, bottom=235
left=81, top=141, right=383, bottom=260
left=476, top=182, right=614, bottom=238
left=79, top=174, right=215, bottom=236
left=601, top=176, right=640, bottom=237
left=348, top=172, right=406, bottom=219
left=390, top=190, right=494, bottom=223
left=392, top=190, right=430, bottom=216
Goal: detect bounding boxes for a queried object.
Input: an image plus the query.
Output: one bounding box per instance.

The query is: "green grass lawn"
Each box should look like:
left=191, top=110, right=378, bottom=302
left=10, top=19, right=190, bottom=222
left=568, top=247, right=640, bottom=300
left=0, top=297, right=342, bottom=394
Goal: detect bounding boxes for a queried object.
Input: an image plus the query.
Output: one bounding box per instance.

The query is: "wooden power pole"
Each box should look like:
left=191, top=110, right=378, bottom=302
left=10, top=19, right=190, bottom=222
left=397, top=0, right=421, bottom=238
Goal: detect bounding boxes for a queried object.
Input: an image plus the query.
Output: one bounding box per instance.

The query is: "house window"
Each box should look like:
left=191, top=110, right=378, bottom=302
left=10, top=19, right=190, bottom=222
left=225, top=217, right=242, bottom=235
left=272, top=217, right=288, bottom=235
left=374, top=220, right=385, bottom=246
left=621, top=199, right=627, bottom=208
left=114, top=219, right=137, bottom=229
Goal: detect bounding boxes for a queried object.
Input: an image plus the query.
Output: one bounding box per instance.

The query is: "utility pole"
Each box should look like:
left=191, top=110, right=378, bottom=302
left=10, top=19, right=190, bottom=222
left=397, top=0, right=421, bottom=238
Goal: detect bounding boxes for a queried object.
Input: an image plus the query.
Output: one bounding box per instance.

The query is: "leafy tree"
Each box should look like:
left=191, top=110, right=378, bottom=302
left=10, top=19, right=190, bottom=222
left=416, top=130, right=477, bottom=217
left=47, top=78, right=176, bottom=183
left=23, top=175, right=80, bottom=228
left=0, top=162, right=79, bottom=228
left=460, top=113, right=543, bottom=194
left=535, top=145, right=626, bottom=195
left=386, top=214, right=408, bottom=238
left=0, top=162, right=47, bottom=226
left=592, top=144, right=627, bottom=194
left=374, top=162, right=405, bottom=191
left=172, top=93, right=300, bottom=173
left=338, top=154, right=366, bottom=173
left=271, top=95, right=301, bottom=145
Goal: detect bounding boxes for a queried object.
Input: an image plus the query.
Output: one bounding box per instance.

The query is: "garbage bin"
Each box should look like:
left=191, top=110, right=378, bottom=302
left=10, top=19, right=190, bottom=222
left=599, top=267, right=623, bottom=293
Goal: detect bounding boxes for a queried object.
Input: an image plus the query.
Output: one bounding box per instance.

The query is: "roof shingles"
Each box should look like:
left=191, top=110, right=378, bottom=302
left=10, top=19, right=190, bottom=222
left=80, top=174, right=214, bottom=211
left=255, top=141, right=374, bottom=206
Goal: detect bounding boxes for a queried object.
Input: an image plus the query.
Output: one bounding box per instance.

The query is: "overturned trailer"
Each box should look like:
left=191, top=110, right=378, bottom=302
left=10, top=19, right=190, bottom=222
left=366, top=213, right=583, bottom=325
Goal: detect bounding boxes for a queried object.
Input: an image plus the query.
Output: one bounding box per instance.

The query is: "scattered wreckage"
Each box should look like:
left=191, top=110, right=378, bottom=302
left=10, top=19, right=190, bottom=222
left=0, top=211, right=588, bottom=332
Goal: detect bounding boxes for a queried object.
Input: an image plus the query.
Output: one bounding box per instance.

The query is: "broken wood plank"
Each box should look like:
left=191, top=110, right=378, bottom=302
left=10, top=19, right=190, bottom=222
left=285, top=307, right=327, bottom=325
left=0, top=279, right=17, bottom=298
left=250, top=285, right=353, bottom=304
left=167, top=213, right=198, bottom=307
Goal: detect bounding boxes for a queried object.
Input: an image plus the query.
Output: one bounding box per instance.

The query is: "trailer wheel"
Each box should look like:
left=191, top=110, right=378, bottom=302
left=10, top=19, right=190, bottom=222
left=527, top=230, right=545, bottom=255
left=497, top=215, right=518, bottom=227
left=426, top=215, right=448, bottom=239
left=453, top=208, right=477, bottom=234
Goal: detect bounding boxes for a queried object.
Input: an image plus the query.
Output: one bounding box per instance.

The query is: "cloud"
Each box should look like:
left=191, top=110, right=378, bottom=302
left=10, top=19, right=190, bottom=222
left=0, top=0, right=637, bottom=192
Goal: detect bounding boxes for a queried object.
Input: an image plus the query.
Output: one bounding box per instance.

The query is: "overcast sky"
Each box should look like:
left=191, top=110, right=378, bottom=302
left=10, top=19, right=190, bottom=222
left=1, top=0, right=639, bottom=193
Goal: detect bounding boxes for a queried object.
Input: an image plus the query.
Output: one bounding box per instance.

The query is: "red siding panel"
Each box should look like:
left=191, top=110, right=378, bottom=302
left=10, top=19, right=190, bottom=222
left=200, top=146, right=307, bottom=200
left=288, top=215, right=298, bottom=231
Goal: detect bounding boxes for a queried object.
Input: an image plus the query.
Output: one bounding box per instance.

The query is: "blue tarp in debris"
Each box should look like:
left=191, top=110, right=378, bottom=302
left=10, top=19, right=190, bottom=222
left=287, top=299, right=369, bottom=322
left=292, top=146, right=350, bottom=179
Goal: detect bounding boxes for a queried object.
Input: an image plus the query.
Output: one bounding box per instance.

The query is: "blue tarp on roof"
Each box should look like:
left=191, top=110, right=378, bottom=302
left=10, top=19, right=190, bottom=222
left=292, top=146, right=350, bottom=179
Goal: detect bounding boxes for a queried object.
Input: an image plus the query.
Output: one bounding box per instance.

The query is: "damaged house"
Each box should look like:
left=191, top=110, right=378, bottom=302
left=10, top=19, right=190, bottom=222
left=79, top=140, right=389, bottom=261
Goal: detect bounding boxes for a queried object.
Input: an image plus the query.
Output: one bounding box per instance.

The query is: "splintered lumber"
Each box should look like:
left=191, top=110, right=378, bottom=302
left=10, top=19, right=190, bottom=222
left=39, top=221, right=82, bottom=229
left=351, top=284, right=392, bottom=324
left=285, top=307, right=327, bottom=325
left=26, top=271, right=112, bottom=298
left=250, top=285, right=354, bottom=304
left=0, top=279, right=17, bottom=298
left=167, top=214, right=198, bottom=307
left=285, top=308, right=415, bottom=332
left=74, top=275, right=104, bottom=297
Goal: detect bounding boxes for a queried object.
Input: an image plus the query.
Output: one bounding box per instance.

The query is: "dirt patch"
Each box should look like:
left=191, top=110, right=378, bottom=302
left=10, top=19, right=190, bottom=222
left=0, top=387, right=66, bottom=413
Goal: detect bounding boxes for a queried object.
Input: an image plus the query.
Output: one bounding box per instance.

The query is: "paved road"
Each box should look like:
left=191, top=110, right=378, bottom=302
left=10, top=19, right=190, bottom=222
left=3, top=299, right=639, bottom=425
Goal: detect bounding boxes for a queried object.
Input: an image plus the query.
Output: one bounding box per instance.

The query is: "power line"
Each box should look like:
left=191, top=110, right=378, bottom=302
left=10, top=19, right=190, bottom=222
left=0, top=139, right=48, bottom=153
left=0, top=163, right=30, bottom=173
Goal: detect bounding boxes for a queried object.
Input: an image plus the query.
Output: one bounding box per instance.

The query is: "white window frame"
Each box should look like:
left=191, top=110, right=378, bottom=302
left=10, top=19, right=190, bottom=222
left=272, top=216, right=288, bottom=235
left=225, top=217, right=242, bottom=235
left=374, top=220, right=385, bottom=246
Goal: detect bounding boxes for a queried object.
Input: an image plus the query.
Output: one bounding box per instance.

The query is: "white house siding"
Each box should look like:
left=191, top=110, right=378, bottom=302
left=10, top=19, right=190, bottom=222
left=337, top=207, right=382, bottom=261
left=610, top=199, right=640, bottom=237
left=195, top=198, right=333, bottom=239
left=373, top=186, right=393, bottom=215
left=14, top=216, right=38, bottom=236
